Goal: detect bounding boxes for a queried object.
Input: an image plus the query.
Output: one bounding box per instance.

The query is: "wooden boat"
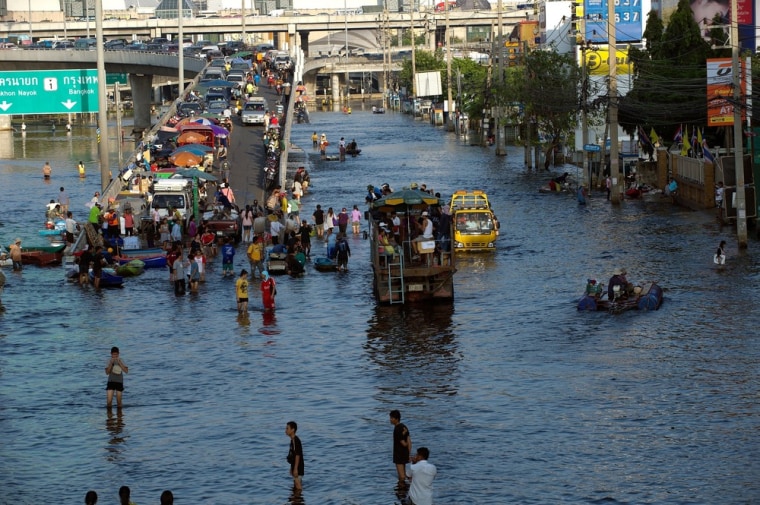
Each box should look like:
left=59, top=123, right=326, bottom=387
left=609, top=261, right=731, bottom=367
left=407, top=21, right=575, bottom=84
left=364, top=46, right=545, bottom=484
left=117, top=254, right=166, bottom=269
left=115, top=259, right=145, bottom=277
left=313, top=257, right=338, bottom=272
left=369, top=189, right=456, bottom=303
left=577, top=282, right=664, bottom=313
left=20, top=244, right=66, bottom=266
left=90, top=268, right=124, bottom=287
left=345, top=148, right=362, bottom=156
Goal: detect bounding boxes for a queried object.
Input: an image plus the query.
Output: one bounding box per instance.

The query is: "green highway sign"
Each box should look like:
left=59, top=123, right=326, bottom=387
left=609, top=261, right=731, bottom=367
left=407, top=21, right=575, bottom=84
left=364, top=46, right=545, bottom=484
left=107, top=73, right=128, bottom=85
left=0, top=69, right=100, bottom=115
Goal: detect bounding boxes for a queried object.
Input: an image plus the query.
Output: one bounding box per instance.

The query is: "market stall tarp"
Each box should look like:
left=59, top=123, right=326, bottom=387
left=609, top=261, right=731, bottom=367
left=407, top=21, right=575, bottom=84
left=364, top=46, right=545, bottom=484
left=169, top=151, right=203, bottom=167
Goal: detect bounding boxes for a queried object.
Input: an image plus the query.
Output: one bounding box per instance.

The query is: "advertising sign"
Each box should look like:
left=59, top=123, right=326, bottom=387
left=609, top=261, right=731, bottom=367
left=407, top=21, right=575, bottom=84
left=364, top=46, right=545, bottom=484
left=707, top=58, right=748, bottom=126
left=585, top=0, right=643, bottom=43
left=583, top=46, right=633, bottom=76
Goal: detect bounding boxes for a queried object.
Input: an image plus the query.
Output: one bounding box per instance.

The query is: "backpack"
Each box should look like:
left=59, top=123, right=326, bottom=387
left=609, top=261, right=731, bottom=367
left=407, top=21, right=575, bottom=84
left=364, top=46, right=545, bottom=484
left=338, top=240, right=347, bottom=253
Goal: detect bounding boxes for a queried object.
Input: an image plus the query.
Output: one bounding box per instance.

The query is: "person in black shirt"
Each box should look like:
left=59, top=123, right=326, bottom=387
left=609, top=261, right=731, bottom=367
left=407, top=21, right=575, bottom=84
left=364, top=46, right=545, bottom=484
left=390, top=409, right=412, bottom=482
left=286, top=421, right=304, bottom=492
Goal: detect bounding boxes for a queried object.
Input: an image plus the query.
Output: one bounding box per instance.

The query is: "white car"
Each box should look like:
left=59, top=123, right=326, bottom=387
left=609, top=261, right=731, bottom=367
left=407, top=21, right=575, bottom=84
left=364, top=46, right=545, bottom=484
left=240, top=98, right=268, bottom=125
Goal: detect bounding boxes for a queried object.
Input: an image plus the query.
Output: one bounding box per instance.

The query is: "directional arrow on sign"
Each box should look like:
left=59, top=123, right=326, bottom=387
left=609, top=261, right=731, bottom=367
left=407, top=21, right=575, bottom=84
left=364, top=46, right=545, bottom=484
left=62, top=99, right=78, bottom=110
left=0, top=101, right=12, bottom=111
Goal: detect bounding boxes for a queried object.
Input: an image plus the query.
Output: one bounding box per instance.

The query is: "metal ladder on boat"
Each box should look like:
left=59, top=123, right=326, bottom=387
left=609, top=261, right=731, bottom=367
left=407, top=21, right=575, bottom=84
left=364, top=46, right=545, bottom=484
left=387, top=254, right=405, bottom=304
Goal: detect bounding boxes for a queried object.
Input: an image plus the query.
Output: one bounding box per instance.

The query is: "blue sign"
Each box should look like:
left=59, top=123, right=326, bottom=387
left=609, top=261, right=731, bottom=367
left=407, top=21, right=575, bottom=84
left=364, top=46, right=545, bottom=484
left=585, top=0, right=642, bottom=43
left=584, top=143, right=601, bottom=152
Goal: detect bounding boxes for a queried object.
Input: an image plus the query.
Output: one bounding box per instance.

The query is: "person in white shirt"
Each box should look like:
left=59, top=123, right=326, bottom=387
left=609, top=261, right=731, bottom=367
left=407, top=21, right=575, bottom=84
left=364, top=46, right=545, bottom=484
left=406, top=447, right=436, bottom=505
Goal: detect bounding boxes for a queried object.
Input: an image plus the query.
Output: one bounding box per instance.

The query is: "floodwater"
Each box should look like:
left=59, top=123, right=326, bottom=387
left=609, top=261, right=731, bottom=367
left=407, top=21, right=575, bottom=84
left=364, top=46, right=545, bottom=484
left=0, top=108, right=758, bottom=504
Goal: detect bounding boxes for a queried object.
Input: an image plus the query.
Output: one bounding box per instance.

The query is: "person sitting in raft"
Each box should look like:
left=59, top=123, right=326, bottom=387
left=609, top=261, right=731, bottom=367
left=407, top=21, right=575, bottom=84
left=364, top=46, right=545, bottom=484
left=549, top=172, right=570, bottom=192
left=607, top=268, right=632, bottom=300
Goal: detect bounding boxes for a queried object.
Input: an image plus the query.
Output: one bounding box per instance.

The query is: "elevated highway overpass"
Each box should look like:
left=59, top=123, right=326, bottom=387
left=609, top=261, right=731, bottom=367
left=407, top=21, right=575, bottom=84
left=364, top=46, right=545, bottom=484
left=0, top=8, right=534, bottom=54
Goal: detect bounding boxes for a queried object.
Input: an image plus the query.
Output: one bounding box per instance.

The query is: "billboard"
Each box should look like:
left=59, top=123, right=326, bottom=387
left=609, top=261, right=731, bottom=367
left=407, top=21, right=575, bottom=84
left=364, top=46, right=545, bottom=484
left=706, top=58, right=748, bottom=126
left=583, top=45, right=633, bottom=76
left=415, top=71, right=442, bottom=97
left=660, top=0, right=754, bottom=49
left=584, top=0, right=643, bottom=43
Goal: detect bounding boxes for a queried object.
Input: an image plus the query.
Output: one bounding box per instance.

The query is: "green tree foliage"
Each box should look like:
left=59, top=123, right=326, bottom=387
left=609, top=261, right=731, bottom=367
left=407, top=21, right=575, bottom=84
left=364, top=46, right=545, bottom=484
left=397, top=50, right=488, bottom=122
left=451, top=58, right=488, bottom=121
left=397, top=49, right=444, bottom=93
left=490, top=50, right=581, bottom=147
left=619, top=0, right=710, bottom=138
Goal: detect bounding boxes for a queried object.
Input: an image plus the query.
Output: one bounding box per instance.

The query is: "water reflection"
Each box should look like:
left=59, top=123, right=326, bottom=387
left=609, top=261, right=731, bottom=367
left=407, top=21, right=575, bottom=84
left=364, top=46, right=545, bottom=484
left=287, top=489, right=305, bottom=505
left=105, top=407, right=126, bottom=460
left=365, top=303, right=459, bottom=398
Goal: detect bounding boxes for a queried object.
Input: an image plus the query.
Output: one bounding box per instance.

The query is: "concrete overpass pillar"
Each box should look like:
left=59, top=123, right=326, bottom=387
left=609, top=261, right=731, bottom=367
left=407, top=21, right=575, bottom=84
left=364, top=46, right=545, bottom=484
left=129, top=74, right=154, bottom=143
left=304, top=73, right=317, bottom=96
left=428, top=26, right=437, bottom=51
left=0, top=116, right=11, bottom=131
left=276, top=32, right=287, bottom=50
left=331, top=74, right=340, bottom=103
left=299, top=31, right=310, bottom=57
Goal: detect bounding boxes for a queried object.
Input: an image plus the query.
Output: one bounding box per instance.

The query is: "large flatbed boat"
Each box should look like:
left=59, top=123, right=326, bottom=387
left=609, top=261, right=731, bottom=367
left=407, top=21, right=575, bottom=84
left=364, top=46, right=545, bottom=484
left=369, top=188, right=456, bottom=303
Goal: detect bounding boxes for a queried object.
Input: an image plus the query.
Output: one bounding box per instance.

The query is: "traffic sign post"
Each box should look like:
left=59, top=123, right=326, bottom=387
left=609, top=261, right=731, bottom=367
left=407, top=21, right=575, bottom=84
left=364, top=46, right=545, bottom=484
left=0, top=69, right=100, bottom=115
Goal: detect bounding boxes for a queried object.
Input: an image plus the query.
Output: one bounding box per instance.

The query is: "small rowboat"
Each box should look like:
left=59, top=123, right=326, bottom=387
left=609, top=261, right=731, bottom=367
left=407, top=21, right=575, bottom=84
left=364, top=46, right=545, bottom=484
left=20, top=244, right=66, bottom=266
left=90, top=268, right=124, bottom=287
left=313, top=257, right=338, bottom=272
left=39, top=220, right=66, bottom=236
left=578, top=282, right=663, bottom=313
left=115, top=259, right=145, bottom=277
left=119, top=247, right=165, bottom=257
left=117, top=254, right=166, bottom=269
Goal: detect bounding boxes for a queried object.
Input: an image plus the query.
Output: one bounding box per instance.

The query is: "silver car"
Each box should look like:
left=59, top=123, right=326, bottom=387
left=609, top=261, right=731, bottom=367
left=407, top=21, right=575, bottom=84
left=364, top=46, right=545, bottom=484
left=240, top=98, right=268, bottom=125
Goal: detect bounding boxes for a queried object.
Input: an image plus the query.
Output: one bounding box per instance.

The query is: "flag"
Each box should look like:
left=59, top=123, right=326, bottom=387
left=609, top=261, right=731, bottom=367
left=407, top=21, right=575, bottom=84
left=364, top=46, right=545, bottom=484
left=697, top=128, right=703, bottom=150
left=638, top=125, right=652, bottom=148
left=650, top=128, right=660, bottom=145
left=690, top=127, right=697, bottom=156
left=673, top=125, right=683, bottom=143
left=702, top=139, right=715, bottom=164
left=681, top=125, right=690, bottom=156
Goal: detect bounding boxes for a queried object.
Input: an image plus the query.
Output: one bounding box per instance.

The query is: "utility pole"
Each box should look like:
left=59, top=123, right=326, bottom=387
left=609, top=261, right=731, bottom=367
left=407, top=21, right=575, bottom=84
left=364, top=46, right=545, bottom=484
left=345, top=0, right=350, bottom=103
left=581, top=43, right=589, bottom=187
left=178, top=0, right=184, bottom=100
left=95, top=0, right=109, bottom=190
left=608, top=0, right=620, bottom=205
left=730, top=0, right=748, bottom=247
left=494, top=0, right=506, bottom=156
left=445, top=4, right=453, bottom=128
left=241, top=0, right=246, bottom=47
left=410, top=5, right=416, bottom=97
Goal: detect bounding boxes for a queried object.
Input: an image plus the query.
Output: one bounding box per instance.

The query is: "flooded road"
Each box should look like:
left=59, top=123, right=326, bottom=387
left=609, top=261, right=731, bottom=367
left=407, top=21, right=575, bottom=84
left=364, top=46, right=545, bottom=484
left=0, top=108, right=758, bottom=504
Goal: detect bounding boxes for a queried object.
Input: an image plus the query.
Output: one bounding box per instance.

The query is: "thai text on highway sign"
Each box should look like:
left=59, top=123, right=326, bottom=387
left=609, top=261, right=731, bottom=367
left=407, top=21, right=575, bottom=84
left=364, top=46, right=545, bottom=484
left=0, top=69, right=100, bottom=115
